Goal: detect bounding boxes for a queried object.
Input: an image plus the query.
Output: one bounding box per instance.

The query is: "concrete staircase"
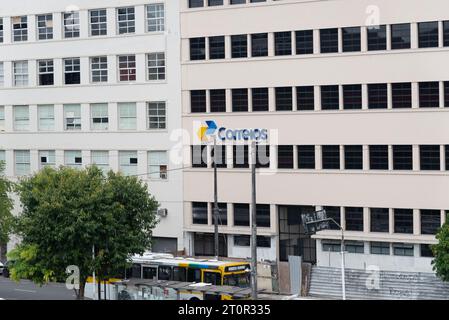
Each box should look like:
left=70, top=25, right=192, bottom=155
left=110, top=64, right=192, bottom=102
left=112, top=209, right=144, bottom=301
left=309, top=266, right=449, bottom=300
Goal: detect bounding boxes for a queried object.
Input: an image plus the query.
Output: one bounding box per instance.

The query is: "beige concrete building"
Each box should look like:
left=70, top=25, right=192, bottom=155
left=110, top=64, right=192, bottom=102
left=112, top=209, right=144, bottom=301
left=181, top=0, right=449, bottom=273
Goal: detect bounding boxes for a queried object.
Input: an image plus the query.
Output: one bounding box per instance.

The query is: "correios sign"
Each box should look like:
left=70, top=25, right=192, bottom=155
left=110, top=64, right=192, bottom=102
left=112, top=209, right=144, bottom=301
left=198, top=120, right=268, bottom=142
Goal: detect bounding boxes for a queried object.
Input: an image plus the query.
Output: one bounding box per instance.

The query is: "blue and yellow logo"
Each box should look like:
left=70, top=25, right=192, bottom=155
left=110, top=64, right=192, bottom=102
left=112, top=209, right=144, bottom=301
left=198, top=120, right=218, bottom=141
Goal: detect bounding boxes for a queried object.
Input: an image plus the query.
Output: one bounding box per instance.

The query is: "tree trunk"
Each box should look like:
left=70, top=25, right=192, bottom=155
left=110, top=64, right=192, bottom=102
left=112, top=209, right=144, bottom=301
left=76, top=281, right=86, bottom=300
left=98, top=278, right=102, bottom=300
left=0, top=243, right=7, bottom=263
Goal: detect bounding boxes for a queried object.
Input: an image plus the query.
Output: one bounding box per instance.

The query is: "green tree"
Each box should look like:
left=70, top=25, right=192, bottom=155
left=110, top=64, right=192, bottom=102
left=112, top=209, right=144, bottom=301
left=9, top=165, right=159, bottom=299
left=432, top=213, right=449, bottom=282
left=0, top=161, right=14, bottom=263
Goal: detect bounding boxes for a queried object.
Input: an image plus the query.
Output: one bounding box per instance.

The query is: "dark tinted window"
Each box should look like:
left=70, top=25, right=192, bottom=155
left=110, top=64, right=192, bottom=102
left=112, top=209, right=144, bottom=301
left=392, top=145, right=413, bottom=170
left=234, top=203, right=250, bottom=226
left=420, top=145, right=440, bottom=170
left=275, top=87, right=293, bottom=111
left=252, top=88, right=269, bottom=112
left=320, top=28, right=338, bottom=53
left=278, top=145, right=294, bottom=169
left=191, top=90, right=206, bottom=113
left=232, top=89, right=248, bottom=112
left=391, top=24, right=411, bottom=49
left=342, top=27, right=361, bottom=52
left=275, top=31, right=292, bottom=56
left=394, top=209, right=413, bottom=234
left=251, top=33, right=268, bottom=57
left=209, top=36, right=225, bottom=59
left=418, top=21, right=439, bottom=48
left=419, top=82, right=440, bottom=108
left=369, top=145, right=388, bottom=170
left=344, top=145, right=363, bottom=169
left=322, top=145, right=340, bottom=169
left=192, top=202, right=208, bottom=224
left=321, top=85, right=339, bottom=110
left=345, top=207, right=363, bottom=231
left=367, top=25, right=387, bottom=51
left=370, top=208, right=389, bottom=232
left=297, top=145, right=315, bottom=169
left=368, top=83, right=388, bottom=109
left=343, top=84, right=362, bottom=109
left=231, top=34, right=247, bottom=58
left=421, top=210, right=440, bottom=235
left=296, top=30, right=313, bottom=54
left=190, top=37, right=206, bottom=60
left=392, top=83, right=412, bottom=109
left=210, top=89, right=226, bottom=113
left=297, top=86, right=315, bottom=111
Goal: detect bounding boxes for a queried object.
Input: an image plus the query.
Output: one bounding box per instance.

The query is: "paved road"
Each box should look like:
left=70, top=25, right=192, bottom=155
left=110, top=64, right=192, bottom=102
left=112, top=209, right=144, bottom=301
left=0, top=277, right=77, bottom=300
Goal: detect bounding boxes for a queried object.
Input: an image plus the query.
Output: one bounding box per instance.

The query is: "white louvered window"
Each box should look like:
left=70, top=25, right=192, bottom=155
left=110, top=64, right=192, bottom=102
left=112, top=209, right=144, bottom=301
left=13, top=105, right=29, bottom=131
left=91, top=151, right=109, bottom=173
left=65, top=150, right=82, bottom=168
left=38, top=105, right=55, bottom=131
left=64, top=104, right=81, bottom=130
left=148, top=151, right=168, bottom=180
left=39, top=150, right=56, bottom=168
left=15, top=150, right=30, bottom=176
left=119, top=151, right=138, bottom=176
left=118, top=103, right=137, bottom=130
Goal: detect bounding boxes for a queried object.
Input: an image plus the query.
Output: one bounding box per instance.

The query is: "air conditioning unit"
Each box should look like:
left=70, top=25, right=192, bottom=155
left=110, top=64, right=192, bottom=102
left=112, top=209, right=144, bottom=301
left=157, top=208, right=168, bottom=217
left=160, top=172, right=168, bottom=180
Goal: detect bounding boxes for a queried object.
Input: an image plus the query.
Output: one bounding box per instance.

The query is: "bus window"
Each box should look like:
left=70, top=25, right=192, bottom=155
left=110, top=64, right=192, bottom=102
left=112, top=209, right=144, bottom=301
left=204, top=271, right=221, bottom=285
left=142, top=266, right=157, bottom=280
left=131, top=263, right=142, bottom=279
left=187, top=269, right=201, bottom=283
left=158, top=265, right=172, bottom=280
left=173, top=267, right=187, bottom=282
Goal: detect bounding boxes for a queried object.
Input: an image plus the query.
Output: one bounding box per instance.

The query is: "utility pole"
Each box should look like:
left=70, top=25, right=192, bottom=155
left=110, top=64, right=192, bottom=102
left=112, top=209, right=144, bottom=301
left=250, top=141, right=258, bottom=300
left=340, top=227, right=346, bottom=300
left=213, top=137, right=219, bottom=261
left=92, top=245, right=96, bottom=300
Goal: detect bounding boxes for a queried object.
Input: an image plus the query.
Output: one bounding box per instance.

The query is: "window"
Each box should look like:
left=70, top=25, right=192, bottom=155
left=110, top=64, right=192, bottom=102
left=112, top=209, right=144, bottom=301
left=190, top=38, right=206, bottom=60
left=421, top=210, right=441, bottom=235
left=13, top=61, right=28, bottom=87
left=212, top=203, right=227, bottom=226
left=421, top=244, right=434, bottom=258
left=63, top=12, right=80, bottom=38
left=256, top=204, right=270, bottom=227
left=37, top=14, right=53, bottom=40
left=418, top=21, right=439, bottom=48
left=445, top=81, right=449, bottom=107
left=149, top=151, right=168, bottom=180
left=320, top=28, right=338, bottom=53
left=147, top=102, right=166, bottom=129
left=64, top=58, right=81, bottom=85
left=38, top=105, right=54, bottom=131
left=251, top=33, right=268, bottom=57
left=91, top=104, right=109, bottom=130
left=13, top=106, right=29, bottom=131
left=420, top=145, right=440, bottom=170
left=12, top=16, right=27, bottom=42
left=147, top=3, right=165, bottom=32
left=208, top=0, right=224, bottom=6
left=370, top=208, right=389, bottom=232
left=211, top=145, right=227, bottom=168
left=191, top=90, right=206, bottom=113
left=371, top=242, right=390, bottom=255
left=256, top=144, right=270, bottom=168
left=234, top=235, right=271, bottom=248
left=0, top=62, right=3, bottom=87
left=297, top=146, right=315, bottom=169
left=392, top=145, right=412, bottom=170
left=342, top=27, right=361, bottom=52
left=65, top=150, right=82, bottom=168
left=345, top=207, right=363, bottom=231
left=277, top=145, right=294, bottom=169
left=368, top=83, right=388, bottom=109
left=393, top=243, right=414, bottom=256
left=39, top=150, right=55, bottom=168
left=210, top=89, right=226, bottom=113
left=367, top=25, right=387, bottom=51
left=118, top=55, right=136, bottom=82
left=369, top=145, right=388, bottom=170
left=419, top=82, right=439, bottom=108
left=119, top=151, right=138, bottom=176
left=231, top=35, right=247, bottom=58
left=296, top=30, right=313, bottom=55
left=445, top=21, right=449, bottom=47
left=232, top=89, right=248, bottom=112
left=392, top=83, right=412, bottom=108
left=0, top=18, right=3, bottom=43
left=322, top=145, right=340, bottom=169
left=209, top=36, right=225, bottom=59
left=234, top=203, right=250, bottom=227
left=297, top=86, right=314, bottom=111
left=189, top=0, right=204, bottom=7
left=15, top=150, right=30, bottom=176
left=446, top=145, right=449, bottom=170
left=38, top=60, right=54, bottom=86
left=275, top=31, right=292, bottom=56
left=323, top=206, right=340, bottom=230
left=118, top=103, right=137, bottom=130
left=147, top=53, right=165, bottom=80
left=91, top=56, right=108, bottom=83
left=322, top=241, right=341, bottom=252
left=252, top=88, right=269, bottom=112
left=233, top=145, right=248, bottom=168
left=193, top=202, right=208, bottom=224
left=394, top=209, right=413, bottom=234
left=275, top=87, right=293, bottom=111
left=64, top=104, right=81, bottom=130
left=344, top=145, right=362, bottom=169
left=321, top=85, right=339, bottom=110
left=192, top=145, right=207, bottom=168
left=91, top=151, right=109, bottom=173
left=391, top=23, right=411, bottom=49
left=117, top=7, right=135, bottom=34
left=0, top=106, right=4, bottom=131
left=346, top=241, right=364, bottom=254
left=90, top=9, right=107, bottom=36
left=343, top=84, right=362, bottom=109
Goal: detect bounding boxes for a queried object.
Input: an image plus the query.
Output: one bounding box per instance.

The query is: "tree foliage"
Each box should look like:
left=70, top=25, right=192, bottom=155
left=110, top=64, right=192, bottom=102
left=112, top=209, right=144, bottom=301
left=0, top=161, right=14, bottom=259
left=432, top=214, right=449, bottom=282
left=9, top=165, right=159, bottom=298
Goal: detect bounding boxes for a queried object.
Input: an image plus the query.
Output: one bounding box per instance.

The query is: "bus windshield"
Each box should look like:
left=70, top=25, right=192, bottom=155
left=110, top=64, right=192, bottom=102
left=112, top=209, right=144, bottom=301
left=223, top=272, right=250, bottom=288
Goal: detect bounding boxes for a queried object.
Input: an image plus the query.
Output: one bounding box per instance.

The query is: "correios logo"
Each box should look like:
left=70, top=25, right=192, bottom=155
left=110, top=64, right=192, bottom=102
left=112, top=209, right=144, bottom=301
left=198, top=120, right=268, bottom=142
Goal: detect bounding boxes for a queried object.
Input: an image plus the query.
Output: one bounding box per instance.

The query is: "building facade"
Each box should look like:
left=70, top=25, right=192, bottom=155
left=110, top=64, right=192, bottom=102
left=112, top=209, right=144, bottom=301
left=0, top=0, right=184, bottom=254
left=181, top=0, right=449, bottom=272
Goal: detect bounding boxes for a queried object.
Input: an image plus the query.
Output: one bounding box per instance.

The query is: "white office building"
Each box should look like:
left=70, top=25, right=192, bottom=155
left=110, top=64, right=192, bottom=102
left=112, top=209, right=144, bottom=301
left=0, top=0, right=184, bottom=254
left=181, top=0, right=449, bottom=274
